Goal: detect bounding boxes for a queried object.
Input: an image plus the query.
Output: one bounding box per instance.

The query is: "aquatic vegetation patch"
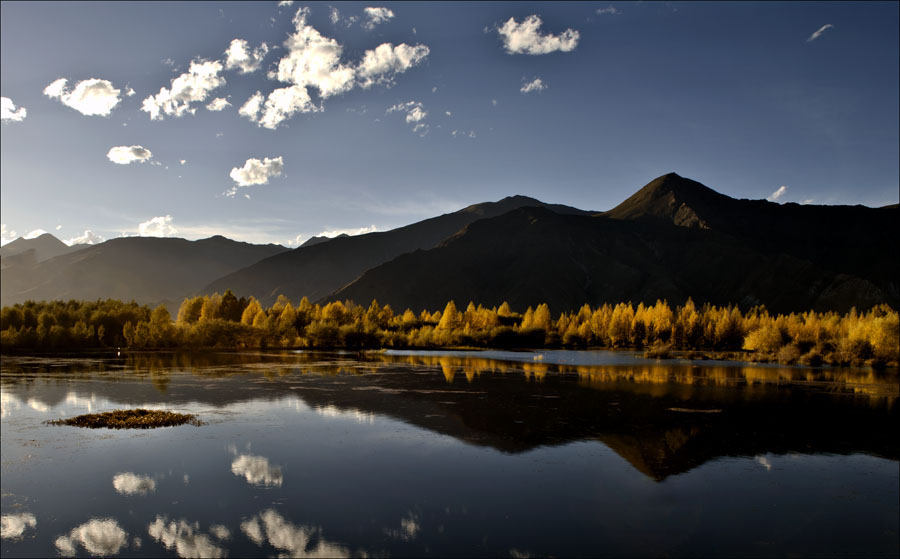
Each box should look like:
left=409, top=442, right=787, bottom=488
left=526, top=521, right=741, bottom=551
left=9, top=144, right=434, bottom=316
left=47, top=409, right=200, bottom=429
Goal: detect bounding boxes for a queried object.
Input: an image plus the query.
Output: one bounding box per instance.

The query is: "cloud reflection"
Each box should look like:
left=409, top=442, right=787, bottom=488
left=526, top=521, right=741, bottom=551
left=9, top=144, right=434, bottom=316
left=241, top=509, right=349, bottom=558
left=1, top=512, right=37, bottom=540
left=384, top=512, right=419, bottom=541
left=231, top=454, right=283, bottom=487
left=113, top=472, right=157, bottom=495
left=54, top=518, right=128, bottom=556
left=147, top=516, right=226, bottom=558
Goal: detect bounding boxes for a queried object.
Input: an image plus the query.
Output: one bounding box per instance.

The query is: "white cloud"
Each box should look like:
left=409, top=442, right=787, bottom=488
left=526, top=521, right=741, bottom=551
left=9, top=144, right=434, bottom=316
left=126, top=87, right=136, bottom=97
left=54, top=519, right=128, bottom=557
left=113, top=473, right=156, bottom=496
left=387, top=101, right=429, bottom=134
left=356, top=43, right=430, bottom=89
left=65, top=230, right=105, bottom=246
left=56, top=225, right=63, bottom=230
left=24, top=229, right=48, bottom=239
left=329, top=7, right=341, bottom=24
left=362, top=7, right=395, bottom=31
left=808, top=24, right=834, bottom=42
left=246, top=7, right=429, bottom=129
left=1, top=513, right=36, bottom=540
left=225, top=39, right=269, bottom=74
left=451, top=129, right=476, bottom=138
left=141, top=59, right=225, bottom=120
left=107, top=145, right=153, bottom=165
left=278, top=0, right=293, bottom=6
left=148, top=516, right=226, bottom=559
left=492, top=99, right=497, bottom=106
left=206, top=97, right=230, bottom=111
left=596, top=6, right=620, bottom=15
left=228, top=157, right=284, bottom=195
left=43, top=78, right=122, bottom=116
left=318, top=224, right=377, bottom=237
left=180, top=159, right=186, bottom=165
left=238, top=91, right=265, bottom=121
left=497, top=15, right=580, bottom=55
left=138, top=215, right=178, bottom=237
left=767, top=185, right=788, bottom=202
left=231, top=454, right=283, bottom=487
left=520, top=77, right=547, bottom=93
left=0, top=224, right=17, bottom=246
left=1, top=97, right=27, bottom=122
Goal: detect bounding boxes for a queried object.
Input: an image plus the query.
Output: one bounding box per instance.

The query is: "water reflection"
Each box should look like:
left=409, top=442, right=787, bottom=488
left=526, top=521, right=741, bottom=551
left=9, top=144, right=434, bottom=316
left=112, top=472, right=156, bottom=496
left=147, top=516, right=226, bottom=558
left=241, top=509, right=350, bottom=558
left=0, top=512, right=36, bottom=540
left=54, top=518, right=128, bottom=556
left=231, top=454, right=284, bottom=487
left=384, top=512, right=420, bottom=542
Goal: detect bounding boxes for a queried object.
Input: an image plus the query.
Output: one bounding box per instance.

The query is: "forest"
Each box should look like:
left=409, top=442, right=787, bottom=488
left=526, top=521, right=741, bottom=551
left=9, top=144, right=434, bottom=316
left=0, top=291, right=897, bottom=367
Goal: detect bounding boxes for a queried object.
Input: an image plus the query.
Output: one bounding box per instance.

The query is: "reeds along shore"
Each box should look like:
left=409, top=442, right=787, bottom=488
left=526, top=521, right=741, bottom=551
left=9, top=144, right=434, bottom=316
left=1, top=293, right=897, bottom=367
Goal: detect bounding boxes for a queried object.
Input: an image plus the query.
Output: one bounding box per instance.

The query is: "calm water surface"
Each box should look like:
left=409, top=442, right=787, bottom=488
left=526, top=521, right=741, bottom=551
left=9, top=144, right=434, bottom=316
left=1, top=350, right=897, bottom=557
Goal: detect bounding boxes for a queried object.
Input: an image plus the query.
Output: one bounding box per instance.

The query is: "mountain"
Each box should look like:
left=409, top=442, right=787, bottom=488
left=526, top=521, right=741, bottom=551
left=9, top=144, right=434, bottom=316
left=0, top=233, right=85, bottom=268
left=203, top=196, right=591, bottom=306
left=330, top=175, right=898, bottom=313
left=0, top=235, right=288, bottom=309
left=300, top=233, right=348, bottom=248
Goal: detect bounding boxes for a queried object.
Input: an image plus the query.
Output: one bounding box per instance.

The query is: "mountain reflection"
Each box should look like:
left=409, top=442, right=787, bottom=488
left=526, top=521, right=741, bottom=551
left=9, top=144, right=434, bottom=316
left=54, top=518, right=129, bottom=556
left=231, top=454, right=284, bottom=487
left=147, top=516, right=226, bottom=558
left=241, top=509, right=350, bottom=558
left=112, top=472, right=156, bottom=495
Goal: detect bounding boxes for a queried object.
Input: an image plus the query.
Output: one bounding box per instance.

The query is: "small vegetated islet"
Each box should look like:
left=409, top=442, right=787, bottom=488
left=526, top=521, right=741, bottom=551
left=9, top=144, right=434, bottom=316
left=47, top=409, right=200, bottom=429
left=1, top=293, right=897, bottom=367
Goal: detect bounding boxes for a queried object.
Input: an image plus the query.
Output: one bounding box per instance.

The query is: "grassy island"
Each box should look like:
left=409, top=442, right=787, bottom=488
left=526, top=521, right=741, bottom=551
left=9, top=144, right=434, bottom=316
left=47, top=409, right=200, bottom=429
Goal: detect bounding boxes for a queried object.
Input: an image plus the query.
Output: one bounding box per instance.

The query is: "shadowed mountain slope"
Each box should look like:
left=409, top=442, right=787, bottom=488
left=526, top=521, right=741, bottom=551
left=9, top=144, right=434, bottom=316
left=203, top=196, right=590, bottom=306
left=0, top=235, right=288, bottom=307
left=0, top=233, right=86, bottom=268
left=331, top=201, right=897, bottom=314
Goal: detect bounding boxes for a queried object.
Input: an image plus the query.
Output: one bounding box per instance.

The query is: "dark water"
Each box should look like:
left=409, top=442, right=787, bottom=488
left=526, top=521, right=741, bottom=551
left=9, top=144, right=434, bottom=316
left=1, top=350, right=897, bottom=558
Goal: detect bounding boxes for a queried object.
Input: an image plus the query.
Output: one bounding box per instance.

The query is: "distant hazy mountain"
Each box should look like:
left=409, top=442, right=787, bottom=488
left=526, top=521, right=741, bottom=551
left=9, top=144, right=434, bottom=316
left=331, top=175, right=898, bottom=313
left=0, top=233, right=86, bottom=268
left=203, top=196, right=591, bottom=306
left=0, top=235, right=288, bottom=308
left=300, top=233, right=348, bottom=248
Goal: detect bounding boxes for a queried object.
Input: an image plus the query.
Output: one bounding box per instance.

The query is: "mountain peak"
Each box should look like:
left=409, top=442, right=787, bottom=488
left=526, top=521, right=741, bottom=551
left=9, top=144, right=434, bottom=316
left=604, top=173, right=731, bottom=229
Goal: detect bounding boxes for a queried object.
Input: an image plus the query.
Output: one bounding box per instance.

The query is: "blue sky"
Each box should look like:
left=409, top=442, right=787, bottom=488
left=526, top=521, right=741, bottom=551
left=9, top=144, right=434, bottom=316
left=1, top=1, right=897, bottom=246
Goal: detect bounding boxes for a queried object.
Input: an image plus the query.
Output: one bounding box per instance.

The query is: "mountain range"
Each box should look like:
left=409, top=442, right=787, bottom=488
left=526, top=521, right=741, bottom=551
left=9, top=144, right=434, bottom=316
left=1, top=173, right=896, bottom=314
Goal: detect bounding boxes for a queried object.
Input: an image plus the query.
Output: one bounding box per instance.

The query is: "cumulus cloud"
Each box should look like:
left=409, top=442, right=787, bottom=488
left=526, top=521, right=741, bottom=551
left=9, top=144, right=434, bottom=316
left=141, top=60, right=225, bottom=120
left=246, top=7, right=429, bottom=129
left=1, top=513, right=36, bottom=540
left=54, top=519, right=128, bottom=556
left=138, top=215, right=178, bottom=237
left=318, top=224, right=377, bottom=237
left=1, top=97, right=26, bottom=122
left=225, top=39, right=269, bottom=74
left=241, top=509, right=349, bottom=558
left=497, top=15, right=580, bottom=55
left=229, top=156, right=284, bottom=192
left=148, top=516, right=225, bottom=559
left=206, top=97, right=230, bottom=111
left=112, top=473, right=156, bottom=496
left=65, top=230, right=105, bottom=246
left=278, top=0, right=293, bottom=6
left=596, top=6, right=620, bottom=15
left=24, top=229, right=48, bottom=239
left=363, top=7, right=395, bottom=31
left=0, top=224, right=17, bottom=246
left=520, top=77, right=547, bottom=93
left=330, top=6, right=341, bottom=24
left=43, top=78, right=122, bottom=116
left=107, top=145, right=153, bottom=165
left=387, top=100, right=428, bottom=134
left=767, top=185, right=788, bottom=202
left=807, top=24, right=833, bottom=42
left=230, top=454, right=283, bottom=487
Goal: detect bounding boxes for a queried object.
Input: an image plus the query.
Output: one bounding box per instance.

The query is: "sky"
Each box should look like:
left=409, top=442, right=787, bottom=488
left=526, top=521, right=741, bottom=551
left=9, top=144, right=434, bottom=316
left=1, top=1, right=898, bottom=247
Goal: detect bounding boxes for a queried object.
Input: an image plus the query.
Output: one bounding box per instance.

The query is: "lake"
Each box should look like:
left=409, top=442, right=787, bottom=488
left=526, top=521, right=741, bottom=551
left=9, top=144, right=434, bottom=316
left=1, top=350, right=897, bottom=557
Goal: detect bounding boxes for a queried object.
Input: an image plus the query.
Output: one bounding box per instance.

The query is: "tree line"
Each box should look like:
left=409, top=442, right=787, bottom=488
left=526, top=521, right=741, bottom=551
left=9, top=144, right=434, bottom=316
left=1, top=291, right=897, bottom=367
